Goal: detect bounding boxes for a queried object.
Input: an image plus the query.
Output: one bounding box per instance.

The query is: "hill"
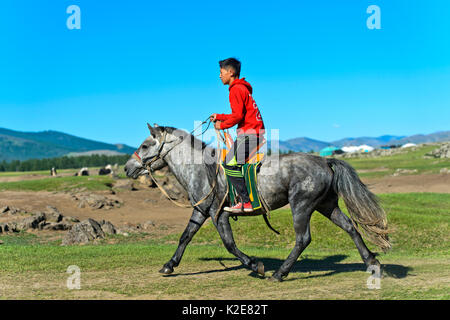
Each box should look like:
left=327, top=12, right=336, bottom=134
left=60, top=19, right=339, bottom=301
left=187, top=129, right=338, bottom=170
left=269, top=130, right=450, bottom=152
left=0, top=128, right=135, bottom=162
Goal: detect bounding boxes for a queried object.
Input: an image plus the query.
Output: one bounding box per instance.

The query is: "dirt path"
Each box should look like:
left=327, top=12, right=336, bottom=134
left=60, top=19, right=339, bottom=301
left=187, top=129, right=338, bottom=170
left=362, top=173, right=450, bottom=194
left=0, top=188, right=193, bottom=232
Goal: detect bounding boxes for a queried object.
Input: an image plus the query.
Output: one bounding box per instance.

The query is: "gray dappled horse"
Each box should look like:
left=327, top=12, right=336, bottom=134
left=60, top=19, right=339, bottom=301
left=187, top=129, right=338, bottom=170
left=124, top=124, right=390, bottom=282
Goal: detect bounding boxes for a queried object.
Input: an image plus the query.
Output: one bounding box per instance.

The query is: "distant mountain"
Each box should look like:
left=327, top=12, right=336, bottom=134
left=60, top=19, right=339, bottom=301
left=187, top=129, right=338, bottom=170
left=0, top=128, right=136, bottom=162
left=268, top=137, right=329, bottom=152
left=268, top=130, right=450, bottom=152
left=330, top=135, right=406, bottom=148
left=394, top=131, right=450, bottom=145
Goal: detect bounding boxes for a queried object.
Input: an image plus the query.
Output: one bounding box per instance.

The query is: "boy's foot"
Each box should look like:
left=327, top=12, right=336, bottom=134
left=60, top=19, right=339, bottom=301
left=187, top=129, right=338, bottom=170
left=224, top=202, right=254, bottom=213
left=243, top=201, right=254, bottom=212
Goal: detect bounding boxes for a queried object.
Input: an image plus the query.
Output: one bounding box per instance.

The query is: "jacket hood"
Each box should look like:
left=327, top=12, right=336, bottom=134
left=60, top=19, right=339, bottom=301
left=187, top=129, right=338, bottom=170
left=229, top=78, right=253, bottom=94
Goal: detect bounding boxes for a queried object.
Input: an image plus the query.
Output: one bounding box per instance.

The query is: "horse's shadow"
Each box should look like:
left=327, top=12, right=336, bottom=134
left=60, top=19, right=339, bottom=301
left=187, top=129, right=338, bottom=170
left=163, top=254, right=412, bottom=280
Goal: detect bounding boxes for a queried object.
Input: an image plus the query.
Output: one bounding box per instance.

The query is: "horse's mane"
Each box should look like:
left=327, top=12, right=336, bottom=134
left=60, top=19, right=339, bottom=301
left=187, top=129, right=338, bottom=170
left=156, top=126, right=212, bottom=151
left=157, top=125, right=218, bottom=182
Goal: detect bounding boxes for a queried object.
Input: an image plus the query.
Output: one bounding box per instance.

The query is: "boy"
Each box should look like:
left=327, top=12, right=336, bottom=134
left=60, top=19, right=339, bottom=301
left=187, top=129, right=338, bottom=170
left=210, top=58, right=265, bottom=213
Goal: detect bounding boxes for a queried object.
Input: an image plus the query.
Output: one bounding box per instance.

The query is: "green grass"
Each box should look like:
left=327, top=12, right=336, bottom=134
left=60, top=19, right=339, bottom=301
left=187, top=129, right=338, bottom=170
left=0, top=175, right=116, bottom=192
left=164, top=193, right=450, bottom=256
left=0, top=193, right=448, bottom=299
left=0, top=168, right=79, bottom=177
left=344, top=144, right=450, bottom=178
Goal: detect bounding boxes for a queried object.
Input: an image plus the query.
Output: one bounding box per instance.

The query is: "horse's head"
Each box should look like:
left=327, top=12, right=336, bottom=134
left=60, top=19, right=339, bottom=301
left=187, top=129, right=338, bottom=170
left=124, top=123, right=182, bottom=179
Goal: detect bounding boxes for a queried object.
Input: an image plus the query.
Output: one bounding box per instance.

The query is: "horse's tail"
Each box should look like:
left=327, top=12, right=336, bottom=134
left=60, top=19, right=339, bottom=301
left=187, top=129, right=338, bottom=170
left=327, top=158, right=391, bottom=252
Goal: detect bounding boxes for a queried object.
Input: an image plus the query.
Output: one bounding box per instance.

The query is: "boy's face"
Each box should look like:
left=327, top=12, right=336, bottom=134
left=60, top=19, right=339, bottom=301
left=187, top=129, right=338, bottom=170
left=219, top=67, right=235, bottom=85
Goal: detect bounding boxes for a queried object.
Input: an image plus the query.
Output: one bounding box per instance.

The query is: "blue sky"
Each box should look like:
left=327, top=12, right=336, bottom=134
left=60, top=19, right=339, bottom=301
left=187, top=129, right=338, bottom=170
left=0, top=0, right=449, bottom=148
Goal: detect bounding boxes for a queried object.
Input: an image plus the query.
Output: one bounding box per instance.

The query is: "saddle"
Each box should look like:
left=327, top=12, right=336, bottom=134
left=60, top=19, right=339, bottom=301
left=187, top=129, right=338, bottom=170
left=220, top=132, right=266, bottom=213
left=216, top=131, right=279, bottom=234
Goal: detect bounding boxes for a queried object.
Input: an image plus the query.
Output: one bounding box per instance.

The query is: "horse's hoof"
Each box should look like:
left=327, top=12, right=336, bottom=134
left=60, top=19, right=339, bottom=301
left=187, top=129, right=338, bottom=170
left=159, top=266, right=174, bottom=275
left=367, top=257, right=381, bottom=268
left=267, top=275, right=282, bottom=282
left=257, top=261, right=265, bottom=277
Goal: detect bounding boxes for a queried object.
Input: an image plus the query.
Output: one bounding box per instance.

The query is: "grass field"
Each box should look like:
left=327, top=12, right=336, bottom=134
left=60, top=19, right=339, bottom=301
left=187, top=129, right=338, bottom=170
left=0, top=175, right=116, bottom=192
left=344, top=144, right=449, bottom=178
left=1, top=192, right=449, bottom=300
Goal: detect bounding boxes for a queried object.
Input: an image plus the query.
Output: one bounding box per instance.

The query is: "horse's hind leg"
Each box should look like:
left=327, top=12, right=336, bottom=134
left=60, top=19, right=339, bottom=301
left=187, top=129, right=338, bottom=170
left=317, top=197, right=380, bottom=267
left=269, top=200, right=314, bottom=282
left=159, top=209, right=207, bottom=274
left=216, top=212, right=265, bottom=277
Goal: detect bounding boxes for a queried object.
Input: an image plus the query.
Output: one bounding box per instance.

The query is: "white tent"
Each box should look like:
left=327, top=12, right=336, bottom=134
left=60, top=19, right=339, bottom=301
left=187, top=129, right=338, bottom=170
left=401, top=143, right=417, bottom=148
left=342, top=146, right=360, bottom=153
left=342, top=145, right=374, bottom=153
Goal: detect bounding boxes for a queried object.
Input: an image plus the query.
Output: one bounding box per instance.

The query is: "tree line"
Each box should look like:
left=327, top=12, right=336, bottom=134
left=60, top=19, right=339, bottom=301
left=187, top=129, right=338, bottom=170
left=0, top=154, right=131, bottom=172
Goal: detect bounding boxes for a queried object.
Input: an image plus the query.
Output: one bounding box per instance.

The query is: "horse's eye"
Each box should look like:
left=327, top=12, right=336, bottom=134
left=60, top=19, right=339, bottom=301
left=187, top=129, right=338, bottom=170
left=142, top=145, right=148, bottom=150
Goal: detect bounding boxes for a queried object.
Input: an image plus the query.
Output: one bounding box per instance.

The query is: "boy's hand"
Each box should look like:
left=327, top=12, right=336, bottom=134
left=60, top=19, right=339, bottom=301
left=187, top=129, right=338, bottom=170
left=210, top=114, right=217, bottom=122
left=214, top=121, right=222, bottom=130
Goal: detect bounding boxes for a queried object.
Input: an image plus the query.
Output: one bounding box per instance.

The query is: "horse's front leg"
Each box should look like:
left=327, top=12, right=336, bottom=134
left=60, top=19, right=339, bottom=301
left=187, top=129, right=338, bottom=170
left=215, top=212, right=265, bottom=277
left=159, top=209, right=207, bottom=274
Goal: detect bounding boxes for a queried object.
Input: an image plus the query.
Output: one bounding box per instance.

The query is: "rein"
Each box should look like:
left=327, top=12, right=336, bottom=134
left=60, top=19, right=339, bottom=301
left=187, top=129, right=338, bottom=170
left=133, top=120, right=223, bottom=210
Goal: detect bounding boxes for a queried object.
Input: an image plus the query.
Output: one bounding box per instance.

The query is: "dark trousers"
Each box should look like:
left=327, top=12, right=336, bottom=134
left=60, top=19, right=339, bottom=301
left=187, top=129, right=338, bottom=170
left=223, top=134, right=260, bottom=204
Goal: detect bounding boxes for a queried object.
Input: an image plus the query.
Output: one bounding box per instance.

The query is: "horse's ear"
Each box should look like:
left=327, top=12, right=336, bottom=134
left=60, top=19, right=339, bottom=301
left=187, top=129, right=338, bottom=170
left=147, top=123, right=157, bottom=137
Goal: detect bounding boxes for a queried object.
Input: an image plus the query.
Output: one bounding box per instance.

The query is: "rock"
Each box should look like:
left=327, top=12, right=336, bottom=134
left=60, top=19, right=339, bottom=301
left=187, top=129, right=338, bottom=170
left=113, top=180, right=138, bottom=191
left=62, top=218, right=117, bottom=245
left=73, top=193, right=122, bottom=210
left=1, top=222, right=17, bottom=233
left=62, top=219, right=105, bottom=245
left=392, top=168, right=418, bottom=176
left=116, top=222, right=141, bottom=235
left=44, top=206, right=63, bottom=223
left=426, top=143, right=450, bottom=159
left=99, top=220, right=116, bottom=235
left=62, top=216, right=80, bottom=224
left=38, top=220, right=48, bottom=230
left=440, top=168, right=449, bottom=174
left=142, top=220, right=155, bottom=230
left=0, top=206, right=79, bottom=234
left=42, top=222, right=72, bottom=231
left=15, top=213, right=46, bottom=231
left=2, top=206, right=22, bottom=215
left=138, top=175, right=156, bottom=188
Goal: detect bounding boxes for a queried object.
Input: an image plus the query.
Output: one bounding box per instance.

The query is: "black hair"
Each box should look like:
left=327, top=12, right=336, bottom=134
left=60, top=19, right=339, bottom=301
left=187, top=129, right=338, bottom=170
left=219, top=57, right=241, bottom=78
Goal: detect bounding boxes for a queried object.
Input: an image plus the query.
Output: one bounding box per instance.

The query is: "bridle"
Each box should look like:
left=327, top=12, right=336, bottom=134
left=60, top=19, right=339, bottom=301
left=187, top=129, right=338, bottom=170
left=132, top=130, right=170, bottom=168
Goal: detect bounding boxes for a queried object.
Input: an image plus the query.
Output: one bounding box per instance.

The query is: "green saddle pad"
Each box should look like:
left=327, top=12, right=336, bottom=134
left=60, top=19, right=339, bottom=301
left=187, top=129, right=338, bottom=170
left=223, top=162, right=262, bottom=210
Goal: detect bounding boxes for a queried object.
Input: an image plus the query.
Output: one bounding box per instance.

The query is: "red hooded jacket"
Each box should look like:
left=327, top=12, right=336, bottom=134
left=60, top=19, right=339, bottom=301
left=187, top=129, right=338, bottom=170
left=216, top=78, right=265, bottom=135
